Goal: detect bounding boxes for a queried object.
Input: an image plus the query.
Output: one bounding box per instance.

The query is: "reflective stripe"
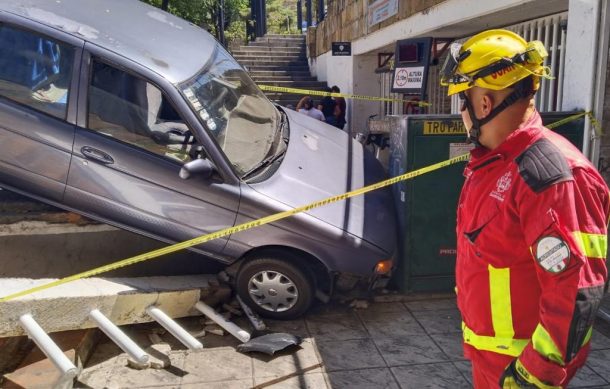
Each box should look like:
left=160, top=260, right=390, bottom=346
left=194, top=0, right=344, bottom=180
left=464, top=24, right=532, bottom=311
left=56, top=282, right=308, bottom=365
left=489, top=265, right=514, bottom=338
left=572, top=231, right=607, bottom=259
left=583, top=326, right=593, bottom=346
left=531, top=324, right=564, bottom=365
left=462, top=265, right=527, bottom=357
left=462, top=322, right=529, bottom=357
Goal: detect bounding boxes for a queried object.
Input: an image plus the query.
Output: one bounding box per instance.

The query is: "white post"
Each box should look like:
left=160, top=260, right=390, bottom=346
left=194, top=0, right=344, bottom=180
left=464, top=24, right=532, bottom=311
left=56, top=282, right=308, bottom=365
left=19, top=314, right=79, bottom=378
left=146, top=306, right=203, bottom=351
left=89, top=309, right=149, bottom=365
left=194, top=301, right=251, bottom=343
left=561, top=0, right=602, bottom=159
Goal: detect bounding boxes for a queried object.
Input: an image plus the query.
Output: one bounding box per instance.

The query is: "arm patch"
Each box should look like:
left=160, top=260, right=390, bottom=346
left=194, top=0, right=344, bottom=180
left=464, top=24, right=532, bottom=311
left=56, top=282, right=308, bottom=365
left=515, top=138, right=573, bottom=193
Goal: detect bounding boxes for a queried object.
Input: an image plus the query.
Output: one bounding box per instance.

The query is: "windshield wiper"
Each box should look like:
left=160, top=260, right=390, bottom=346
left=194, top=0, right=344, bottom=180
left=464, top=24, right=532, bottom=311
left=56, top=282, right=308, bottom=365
left=241, top=147, right=287, bottom=180
left=241, top=112, right=289, bottom=180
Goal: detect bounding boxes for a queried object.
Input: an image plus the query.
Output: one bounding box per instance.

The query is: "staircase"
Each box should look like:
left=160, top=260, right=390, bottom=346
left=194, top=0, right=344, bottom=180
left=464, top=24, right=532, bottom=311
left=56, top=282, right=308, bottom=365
left=232, top=34, right=328, bottom=108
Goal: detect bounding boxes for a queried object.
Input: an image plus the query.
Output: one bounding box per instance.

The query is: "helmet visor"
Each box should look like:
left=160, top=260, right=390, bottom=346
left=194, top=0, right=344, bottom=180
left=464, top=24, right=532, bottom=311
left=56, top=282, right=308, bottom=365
left=440, top=42, right=473, bottom=87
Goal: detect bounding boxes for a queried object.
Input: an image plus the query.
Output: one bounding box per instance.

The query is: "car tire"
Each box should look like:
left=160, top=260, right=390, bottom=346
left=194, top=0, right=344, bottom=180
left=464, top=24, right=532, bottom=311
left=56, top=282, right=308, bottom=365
left=236, top=256, right=314, bottom=320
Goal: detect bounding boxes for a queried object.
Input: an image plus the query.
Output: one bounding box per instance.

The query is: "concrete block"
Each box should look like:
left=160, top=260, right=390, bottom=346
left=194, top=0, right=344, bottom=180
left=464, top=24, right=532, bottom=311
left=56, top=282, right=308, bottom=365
left=3, top=329, right=99, bottom=389
left=0, top=275, right=215, bottom=337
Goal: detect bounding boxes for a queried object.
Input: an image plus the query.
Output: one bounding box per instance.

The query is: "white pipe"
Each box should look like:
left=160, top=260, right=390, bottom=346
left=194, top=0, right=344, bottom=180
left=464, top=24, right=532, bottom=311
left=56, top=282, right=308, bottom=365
left=194, top=301, right=251, bottom=343
left=19, top=314, right=78, bottom=378
left=146, top=306, right=203, bottom=351
left=89, top=309, right=149, bottom=365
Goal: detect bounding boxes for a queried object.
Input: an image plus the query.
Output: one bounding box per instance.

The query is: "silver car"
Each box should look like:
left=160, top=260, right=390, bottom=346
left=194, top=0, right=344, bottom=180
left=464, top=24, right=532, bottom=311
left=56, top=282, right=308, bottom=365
left=0, top=0, right=396, bottom=318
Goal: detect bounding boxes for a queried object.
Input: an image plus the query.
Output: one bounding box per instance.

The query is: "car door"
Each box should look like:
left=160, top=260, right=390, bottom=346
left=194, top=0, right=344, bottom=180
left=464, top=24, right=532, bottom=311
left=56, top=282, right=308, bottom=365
left=0, top=16, right=83, bottom=202
left=64, top=45, right=240, bottom=261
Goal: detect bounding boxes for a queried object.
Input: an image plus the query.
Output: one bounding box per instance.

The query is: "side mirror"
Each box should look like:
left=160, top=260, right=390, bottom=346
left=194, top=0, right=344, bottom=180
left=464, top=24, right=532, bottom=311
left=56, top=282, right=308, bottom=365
left=179, top=158, right=215, bottom=180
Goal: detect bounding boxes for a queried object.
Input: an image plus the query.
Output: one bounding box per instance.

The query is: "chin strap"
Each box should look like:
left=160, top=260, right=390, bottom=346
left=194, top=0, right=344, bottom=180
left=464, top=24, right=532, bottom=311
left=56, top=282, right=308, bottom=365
left=463, top=83, right=531, bottom=147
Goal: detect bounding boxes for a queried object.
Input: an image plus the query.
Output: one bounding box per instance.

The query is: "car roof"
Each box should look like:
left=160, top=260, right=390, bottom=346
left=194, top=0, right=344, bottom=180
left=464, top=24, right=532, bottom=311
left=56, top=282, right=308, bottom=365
left=1, top=0, right=216, bottom=84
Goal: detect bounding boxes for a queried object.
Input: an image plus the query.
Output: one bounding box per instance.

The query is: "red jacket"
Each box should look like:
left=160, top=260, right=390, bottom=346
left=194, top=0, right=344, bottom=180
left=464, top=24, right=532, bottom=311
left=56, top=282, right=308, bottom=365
left=456, top=111, right=609, bottom=385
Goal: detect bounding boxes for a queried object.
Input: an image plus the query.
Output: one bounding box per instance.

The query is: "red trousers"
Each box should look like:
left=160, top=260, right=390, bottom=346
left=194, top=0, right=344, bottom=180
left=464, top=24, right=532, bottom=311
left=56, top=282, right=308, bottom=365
left=466, top=345, right=585, bottom=388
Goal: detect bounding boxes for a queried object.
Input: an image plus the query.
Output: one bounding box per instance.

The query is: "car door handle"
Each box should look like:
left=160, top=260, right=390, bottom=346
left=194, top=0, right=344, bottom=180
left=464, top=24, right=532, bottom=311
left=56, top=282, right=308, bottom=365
left=81, top=146, right=114, bottom=164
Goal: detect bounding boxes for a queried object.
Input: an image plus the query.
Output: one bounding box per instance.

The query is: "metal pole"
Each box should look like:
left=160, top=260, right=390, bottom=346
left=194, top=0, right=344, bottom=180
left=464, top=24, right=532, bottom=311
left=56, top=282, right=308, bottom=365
left=195, top=301, right=251, bottom=343
left=146, top=306, right=203, bottom=351
left=218, top=0, right=226, bottom=46
left=317, top=0, right=324, bottom=22
left=89, top=309, right=149, bottom=365
left=19, top=314, right=79, bottom=378
left=261, top=0, right=267, bottom=36
left=306, top=0, right=312, bottom=27
left=297, top=0, right=303, bottom=34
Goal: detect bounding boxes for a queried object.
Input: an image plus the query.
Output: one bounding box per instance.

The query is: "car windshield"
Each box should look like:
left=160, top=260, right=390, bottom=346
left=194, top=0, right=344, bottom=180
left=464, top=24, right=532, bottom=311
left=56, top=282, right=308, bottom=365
left=179, top=44, right=281, bottom=177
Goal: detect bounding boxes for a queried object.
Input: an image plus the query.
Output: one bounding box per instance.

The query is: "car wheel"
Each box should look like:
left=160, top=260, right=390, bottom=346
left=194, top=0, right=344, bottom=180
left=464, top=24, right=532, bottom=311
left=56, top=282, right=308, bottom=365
left=236, top=256, right=314, bottom=320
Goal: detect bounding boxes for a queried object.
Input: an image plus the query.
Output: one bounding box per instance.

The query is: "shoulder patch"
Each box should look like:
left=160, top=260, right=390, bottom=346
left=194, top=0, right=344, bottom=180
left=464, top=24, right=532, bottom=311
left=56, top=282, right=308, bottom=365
left=515, top=138, right=573, bottom=193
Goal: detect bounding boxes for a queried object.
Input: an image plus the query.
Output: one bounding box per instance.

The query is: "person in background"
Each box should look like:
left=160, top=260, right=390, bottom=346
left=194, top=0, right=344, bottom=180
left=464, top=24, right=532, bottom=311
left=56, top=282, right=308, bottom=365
left=440, top=29, right=609, bottom=388
left=318, top=87, right=336, bottom=126
left=331, top=85, right=346, bottom=129
left=296, top=95, right=325, bottom=121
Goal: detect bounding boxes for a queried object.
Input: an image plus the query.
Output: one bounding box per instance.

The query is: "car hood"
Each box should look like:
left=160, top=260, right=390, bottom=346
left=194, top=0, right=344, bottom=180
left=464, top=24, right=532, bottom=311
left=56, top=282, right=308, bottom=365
left=248, top=108, right=396, bottom=253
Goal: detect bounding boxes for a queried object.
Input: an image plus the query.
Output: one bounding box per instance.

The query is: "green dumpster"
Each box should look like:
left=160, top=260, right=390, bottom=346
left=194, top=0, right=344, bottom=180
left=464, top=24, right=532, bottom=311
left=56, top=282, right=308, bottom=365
left=388, top=112, right=585, bottom=292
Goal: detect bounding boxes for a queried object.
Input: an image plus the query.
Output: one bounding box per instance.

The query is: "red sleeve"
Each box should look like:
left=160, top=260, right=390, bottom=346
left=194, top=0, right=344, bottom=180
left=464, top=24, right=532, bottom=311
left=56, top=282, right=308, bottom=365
left=515, top=168, right=609, bottom=385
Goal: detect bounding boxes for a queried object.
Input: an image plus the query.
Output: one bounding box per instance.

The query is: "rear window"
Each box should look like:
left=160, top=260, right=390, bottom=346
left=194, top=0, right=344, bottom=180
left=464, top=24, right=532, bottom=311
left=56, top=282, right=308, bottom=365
left=0, top=24, right=74, bottom=120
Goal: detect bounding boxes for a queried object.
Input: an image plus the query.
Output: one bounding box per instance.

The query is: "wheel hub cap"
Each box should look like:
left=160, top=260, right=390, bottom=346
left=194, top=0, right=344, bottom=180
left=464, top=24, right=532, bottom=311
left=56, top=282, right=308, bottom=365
left=248, top=270, right=298, bottom=312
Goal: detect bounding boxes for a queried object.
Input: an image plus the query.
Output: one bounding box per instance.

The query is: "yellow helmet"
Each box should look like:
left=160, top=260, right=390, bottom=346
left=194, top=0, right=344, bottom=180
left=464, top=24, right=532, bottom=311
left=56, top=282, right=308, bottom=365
left=440, top=29, right=549, bottom=96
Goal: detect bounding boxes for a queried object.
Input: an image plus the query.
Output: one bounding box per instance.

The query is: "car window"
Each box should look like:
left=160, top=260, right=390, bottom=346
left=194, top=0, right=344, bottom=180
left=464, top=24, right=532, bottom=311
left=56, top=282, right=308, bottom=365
left=0, top=24, right=74, bottom=119
left=87, top=60, right=196, bottom=163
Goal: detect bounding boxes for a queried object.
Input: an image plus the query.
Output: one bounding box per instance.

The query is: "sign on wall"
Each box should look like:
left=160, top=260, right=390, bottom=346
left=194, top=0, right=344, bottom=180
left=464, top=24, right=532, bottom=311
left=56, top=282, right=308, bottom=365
left=391, top=38, right=432, bottom=97
left=392, top=66, right=425, bottom=90
left=332, top=42, right=351, bottom=56
left=368, top=0, right=398, bottom=27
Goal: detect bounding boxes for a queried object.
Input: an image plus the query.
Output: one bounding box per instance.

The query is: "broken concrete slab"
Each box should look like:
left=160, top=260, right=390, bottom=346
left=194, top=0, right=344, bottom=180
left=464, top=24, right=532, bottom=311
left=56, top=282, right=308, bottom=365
left=0, top=275, right=215, bottom=337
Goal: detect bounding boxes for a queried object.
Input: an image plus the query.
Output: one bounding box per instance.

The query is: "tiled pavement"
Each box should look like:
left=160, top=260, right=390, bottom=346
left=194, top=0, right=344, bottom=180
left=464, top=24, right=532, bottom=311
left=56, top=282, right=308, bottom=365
left=77, top=297, right=610, bottom=388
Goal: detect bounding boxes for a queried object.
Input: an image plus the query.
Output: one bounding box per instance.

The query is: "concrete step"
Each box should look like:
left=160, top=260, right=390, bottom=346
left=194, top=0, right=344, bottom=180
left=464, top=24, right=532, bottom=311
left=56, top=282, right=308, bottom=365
left=233, top=51, right=305, bottom=58
left=260, top=34, right=304, bottom=39
left=0, top=275, right=218, bottom=337
left=234, top=54, right=306, bottom=62
left=246, top=65, right=310, bottom=71
left=236, top=46, right=305, bottom=53
left=239, top=59, right=308, bottom=66
left=255, top=36, right=306, bottom=43
left=248, top=70, right=313, bottom=77
left=257, top=80, right=328, bottom=88
left=248, top=41, right=306, bottom=48
left=251, top=75, right=318, bottom=82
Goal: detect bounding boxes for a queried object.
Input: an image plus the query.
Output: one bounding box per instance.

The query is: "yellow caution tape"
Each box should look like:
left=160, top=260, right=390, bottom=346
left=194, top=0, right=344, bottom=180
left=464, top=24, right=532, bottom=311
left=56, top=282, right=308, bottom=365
left=0, top=112, right=595, bottom=302
left=258, top=84, right=431, bottom=107
left=544, top=111, right=602, bottom=137
left=0, top=153, right=469, bottom=302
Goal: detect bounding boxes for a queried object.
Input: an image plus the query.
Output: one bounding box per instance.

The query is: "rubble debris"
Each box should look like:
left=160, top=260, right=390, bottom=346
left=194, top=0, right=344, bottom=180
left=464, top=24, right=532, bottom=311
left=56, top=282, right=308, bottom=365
left=237, top=296, right=266, bottom=331
left=145, top=343, right=172, bottom=369
left=191, top=329, right=206, bottom=338
left=223, top=303, right=242, bottom=316
left=204, top=325, right=225, bottom=336
left=127, top=359, right=150, bottom=370
left=237, top=333, right=302, bottom=355
left=349, top=299, right=369, bottom=309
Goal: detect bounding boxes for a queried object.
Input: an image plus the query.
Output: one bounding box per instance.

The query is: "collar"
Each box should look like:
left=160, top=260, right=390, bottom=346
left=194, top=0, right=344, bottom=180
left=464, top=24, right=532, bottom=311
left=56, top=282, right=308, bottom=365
left=466, top=110, right=543, bottom=173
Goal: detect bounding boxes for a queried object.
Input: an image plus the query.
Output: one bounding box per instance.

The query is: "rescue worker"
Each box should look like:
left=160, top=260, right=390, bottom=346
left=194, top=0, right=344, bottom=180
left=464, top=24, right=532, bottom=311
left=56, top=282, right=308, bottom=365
left=440, top=29, right=609, bottom=388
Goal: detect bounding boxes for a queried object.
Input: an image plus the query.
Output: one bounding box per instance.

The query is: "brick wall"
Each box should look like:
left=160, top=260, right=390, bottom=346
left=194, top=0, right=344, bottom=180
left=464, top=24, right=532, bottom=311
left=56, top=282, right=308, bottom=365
left=310, top=0, right=446, bottom=57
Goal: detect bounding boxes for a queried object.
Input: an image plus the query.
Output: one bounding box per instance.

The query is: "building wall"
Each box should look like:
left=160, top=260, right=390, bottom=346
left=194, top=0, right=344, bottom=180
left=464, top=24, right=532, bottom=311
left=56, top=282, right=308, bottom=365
left=311, top=0, right=446, bottom=57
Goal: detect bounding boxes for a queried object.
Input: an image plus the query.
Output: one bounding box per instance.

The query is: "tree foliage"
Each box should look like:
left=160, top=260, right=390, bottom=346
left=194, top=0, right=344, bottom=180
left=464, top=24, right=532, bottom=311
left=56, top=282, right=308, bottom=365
left=266, top=0, right=297, bottom=34
left=142, top=0, right=248, bottom=42
left=142, top=0, right=298, bottom=46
